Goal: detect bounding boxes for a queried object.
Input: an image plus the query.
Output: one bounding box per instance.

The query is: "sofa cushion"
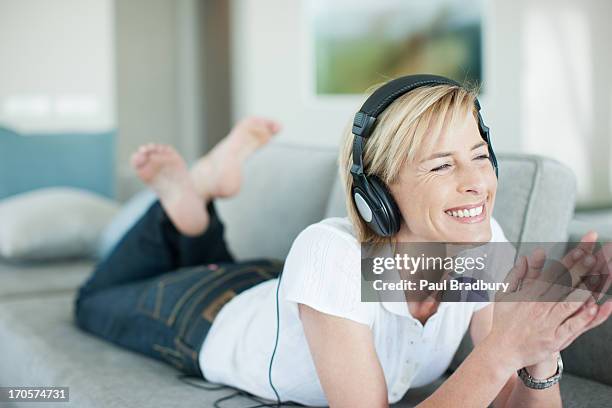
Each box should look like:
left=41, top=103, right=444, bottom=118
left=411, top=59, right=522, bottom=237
left=558, top=373, right=612, bottom=408
left=324, top=173, right=348, bottom=219
left=0, top=126, right=115, bottom=200
left=391, top=372, right=612, bottom=408
left=563, top=219, right=612, bottom=385
left=568, top=219, right=612, bottom=242
left=0, top=294, right=254, bottom=407
left=561, top=318, right=612, bottom=386
left=484, top=154, right=576, bottom=243
left=0, top=293, right=607, bottom=407
left=0, top=293, right=472, bottom=408
left=0, top=188, right=119, bottom=261
left=216, top=142, right=338, bottom=261
left=0, top=260, right=93, bottom=300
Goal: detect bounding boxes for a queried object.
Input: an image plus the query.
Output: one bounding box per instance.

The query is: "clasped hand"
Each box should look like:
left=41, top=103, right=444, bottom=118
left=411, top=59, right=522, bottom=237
left=488, top=231, right=612, bottom=370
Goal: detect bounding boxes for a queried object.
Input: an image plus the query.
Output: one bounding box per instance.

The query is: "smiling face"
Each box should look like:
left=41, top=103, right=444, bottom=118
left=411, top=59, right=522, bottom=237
left=388, top=109, right=497, bottom=243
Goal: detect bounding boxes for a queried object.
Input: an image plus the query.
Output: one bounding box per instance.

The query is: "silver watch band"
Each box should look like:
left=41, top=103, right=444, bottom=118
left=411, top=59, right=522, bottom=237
left=517, top=355, right=564, bottom=390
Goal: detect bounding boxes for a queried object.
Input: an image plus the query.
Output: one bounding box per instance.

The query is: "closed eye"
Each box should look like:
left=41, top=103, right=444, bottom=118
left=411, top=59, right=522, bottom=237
left=431, top=154, right=489, bottom=172
left=431, top=163, right=451, bottom=172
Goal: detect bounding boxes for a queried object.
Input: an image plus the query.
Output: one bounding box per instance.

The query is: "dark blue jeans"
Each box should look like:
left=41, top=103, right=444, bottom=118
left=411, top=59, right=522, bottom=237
left=74, top=201, right=282, bottom=376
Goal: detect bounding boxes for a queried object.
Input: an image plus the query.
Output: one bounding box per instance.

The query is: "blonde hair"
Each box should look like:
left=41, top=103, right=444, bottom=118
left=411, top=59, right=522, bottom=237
left=339, top=81, right=480, bottom=244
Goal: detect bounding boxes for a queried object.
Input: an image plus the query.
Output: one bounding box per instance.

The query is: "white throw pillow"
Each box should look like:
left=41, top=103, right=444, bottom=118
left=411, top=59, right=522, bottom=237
left=0, top=187, right=120, bottom=260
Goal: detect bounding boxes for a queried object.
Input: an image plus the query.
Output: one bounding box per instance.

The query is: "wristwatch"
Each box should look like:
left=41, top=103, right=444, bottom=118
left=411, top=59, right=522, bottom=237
left=517, top=355, right=563, bottom=390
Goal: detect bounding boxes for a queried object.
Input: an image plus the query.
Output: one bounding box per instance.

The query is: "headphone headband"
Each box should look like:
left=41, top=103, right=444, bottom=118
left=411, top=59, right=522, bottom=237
left=352, top=74, right=478, bottom=138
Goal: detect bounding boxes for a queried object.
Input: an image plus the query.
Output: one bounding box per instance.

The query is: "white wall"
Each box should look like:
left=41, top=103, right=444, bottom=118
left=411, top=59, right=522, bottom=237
left=114, top=0, right=211, bottom=200
left=229, top=0, right=612, bottom=207
left=0, top=0, right=115, bottom=133
left=230, top=0, right=354, bottom=150
left=114, top=0, right=181, bottom=198
left=520, top=0, right=612, bottom=207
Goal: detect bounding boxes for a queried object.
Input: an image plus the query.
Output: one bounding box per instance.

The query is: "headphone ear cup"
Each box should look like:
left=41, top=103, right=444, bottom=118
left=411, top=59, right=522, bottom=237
left=368, top=176, right=402, bottom=236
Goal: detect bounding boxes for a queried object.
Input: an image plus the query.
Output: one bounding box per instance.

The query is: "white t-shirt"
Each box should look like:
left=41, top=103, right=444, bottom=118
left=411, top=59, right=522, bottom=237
left=199, top=216, right=510, bottom=406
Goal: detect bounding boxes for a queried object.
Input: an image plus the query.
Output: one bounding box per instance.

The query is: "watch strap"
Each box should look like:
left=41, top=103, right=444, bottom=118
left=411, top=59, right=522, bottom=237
left=517, top=355, right=563, bottom=390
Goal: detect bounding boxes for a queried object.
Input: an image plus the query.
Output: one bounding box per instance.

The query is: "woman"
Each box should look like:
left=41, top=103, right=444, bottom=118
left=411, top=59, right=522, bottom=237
left=75, top=76, right=612, bottom=407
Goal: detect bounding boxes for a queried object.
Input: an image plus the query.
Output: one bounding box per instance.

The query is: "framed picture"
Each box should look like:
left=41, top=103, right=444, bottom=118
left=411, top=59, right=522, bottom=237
left=307, top=0, right=484, bottom=96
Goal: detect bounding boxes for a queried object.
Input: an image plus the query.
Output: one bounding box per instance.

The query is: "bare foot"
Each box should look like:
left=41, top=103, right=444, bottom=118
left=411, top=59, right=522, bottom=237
left=130, top=144, right=209, bottom=236
left=190, top=116, right=281, bottom=200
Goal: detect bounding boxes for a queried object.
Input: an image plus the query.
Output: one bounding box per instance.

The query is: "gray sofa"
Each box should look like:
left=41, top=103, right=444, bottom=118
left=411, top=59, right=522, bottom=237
left=0, top=142, right=610, bottom=407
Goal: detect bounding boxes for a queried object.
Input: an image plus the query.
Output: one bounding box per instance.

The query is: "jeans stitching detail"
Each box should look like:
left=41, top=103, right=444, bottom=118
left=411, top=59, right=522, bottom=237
left=174, top=337, right=198, bottom=362
left=154, top=282, right=164, bottom=319
left=135, top=266, right=217, bottom=321
left=184, top=278, right=260, bottom=335
left=194, top=278, right=261, bottom=325
left=157, top=265, right=208, bottom=285
left=134, top=262, right=280, bottom=320
left=172, top=267, right=255, bottom=332
left=136, top=282, right=158, bottom=319
left=166, top=267, right=226, bottom=326
left=153, top=343, right=182, bottom=358
left=255, top=265, right=277, bottom=280
left=177, top=269, right=270, bottom=337
left=175, top=267, right=258, bottom=335
left=153, top=343, right=186, bottom=371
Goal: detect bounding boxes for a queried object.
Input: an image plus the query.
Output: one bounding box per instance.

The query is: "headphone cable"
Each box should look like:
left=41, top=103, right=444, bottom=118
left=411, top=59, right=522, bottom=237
left=268, top=271, right=283, bottom=406
left=177, top=374, right=297, bottom=408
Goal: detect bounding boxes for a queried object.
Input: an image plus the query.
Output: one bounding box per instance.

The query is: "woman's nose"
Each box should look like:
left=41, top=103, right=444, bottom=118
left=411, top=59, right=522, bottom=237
left=456, top=165, right=487, bottom=195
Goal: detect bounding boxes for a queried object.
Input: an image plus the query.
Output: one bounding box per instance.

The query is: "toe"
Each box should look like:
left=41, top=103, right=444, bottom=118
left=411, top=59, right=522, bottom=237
left=130, top=152, right=147, bottom=168
left=139, top=143, right=154, bottom=154
left=165, top=146, right=180, bottom=158
left=253, top=118, right=281, bottom=136
left=250, top=117, right=280, bottom=131
left=267, top=120, right=281, bottom=133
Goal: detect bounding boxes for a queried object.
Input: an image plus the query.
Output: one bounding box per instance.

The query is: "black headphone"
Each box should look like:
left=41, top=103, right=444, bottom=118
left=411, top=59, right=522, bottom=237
left=350, top=74, right=498, bottom=238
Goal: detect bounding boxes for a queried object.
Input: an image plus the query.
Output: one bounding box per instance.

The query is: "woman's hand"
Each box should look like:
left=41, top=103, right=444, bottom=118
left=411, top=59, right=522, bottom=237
left=487, top=231, right=612, bottom=371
